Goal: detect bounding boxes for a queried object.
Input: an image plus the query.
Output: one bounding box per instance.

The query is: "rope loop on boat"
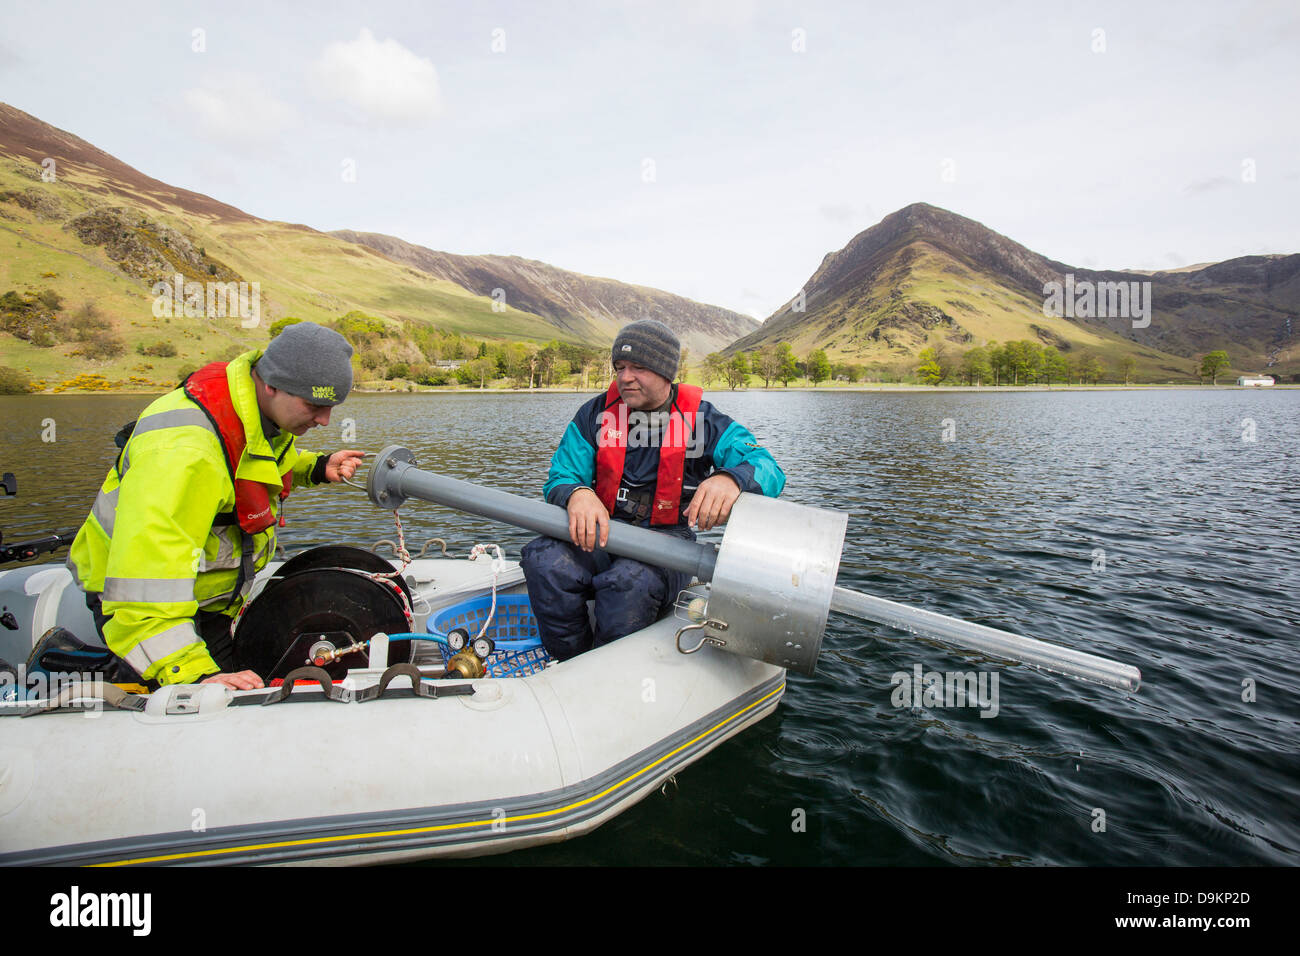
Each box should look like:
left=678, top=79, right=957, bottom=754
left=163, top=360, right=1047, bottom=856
left=350, top=511, right=417, bottom=628
left=467, top=543, right=506, bottom=641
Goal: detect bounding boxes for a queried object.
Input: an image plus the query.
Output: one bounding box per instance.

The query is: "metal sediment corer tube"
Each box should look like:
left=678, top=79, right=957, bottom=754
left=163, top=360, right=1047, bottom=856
left=367, top=445, right=718, bottom=583
left=366, top=446, right=1141, bottom=690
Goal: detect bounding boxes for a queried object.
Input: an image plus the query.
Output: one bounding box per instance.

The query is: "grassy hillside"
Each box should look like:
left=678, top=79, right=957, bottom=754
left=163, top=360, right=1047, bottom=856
left=727, top=203, right=1293, bottom=383
left=730, top=239, right=1199, bottom=381
left=0, top=157, right=582, bottom=389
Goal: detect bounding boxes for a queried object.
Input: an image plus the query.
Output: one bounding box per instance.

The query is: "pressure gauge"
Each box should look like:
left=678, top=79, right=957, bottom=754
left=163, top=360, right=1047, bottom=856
left=447, top=627, right=469, bottom=651
left=472, top=636, right=495, bottom=660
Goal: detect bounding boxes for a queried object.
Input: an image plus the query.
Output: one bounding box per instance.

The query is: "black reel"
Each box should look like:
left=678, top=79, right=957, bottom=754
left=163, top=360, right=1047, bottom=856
left=233, top=548, right=415, bottom=681
left=273, top=545, right=414, bottom=605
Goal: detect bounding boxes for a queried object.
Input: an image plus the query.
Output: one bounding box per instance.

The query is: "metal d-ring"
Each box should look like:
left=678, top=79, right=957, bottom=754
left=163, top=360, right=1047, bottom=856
left=675, top=622, right=710, bottom=654
left=676, top=619, right=728, bottom=655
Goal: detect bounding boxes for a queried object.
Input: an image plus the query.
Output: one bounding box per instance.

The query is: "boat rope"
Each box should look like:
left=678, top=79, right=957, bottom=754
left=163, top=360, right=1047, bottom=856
left=347, top=510, right=417, bottom=627
left=467, top=543, right=506, bottom=641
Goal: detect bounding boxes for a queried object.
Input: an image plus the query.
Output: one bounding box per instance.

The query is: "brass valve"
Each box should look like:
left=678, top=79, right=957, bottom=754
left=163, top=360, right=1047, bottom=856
left=443, top=649, right=485, bottom=680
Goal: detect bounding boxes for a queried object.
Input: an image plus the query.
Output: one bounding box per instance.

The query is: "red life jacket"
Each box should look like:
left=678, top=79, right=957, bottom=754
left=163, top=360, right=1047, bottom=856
left=184, top=362, right=293, bottom=535
left=595, top=381, right=703, bottom=525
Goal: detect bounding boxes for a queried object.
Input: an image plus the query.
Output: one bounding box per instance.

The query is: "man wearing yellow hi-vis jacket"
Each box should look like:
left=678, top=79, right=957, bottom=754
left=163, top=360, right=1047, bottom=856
left=67, top=322, right=365, bottom=691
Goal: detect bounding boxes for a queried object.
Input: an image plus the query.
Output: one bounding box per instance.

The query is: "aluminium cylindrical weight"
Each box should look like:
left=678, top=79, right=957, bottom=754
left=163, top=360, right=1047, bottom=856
left=700, top=494, right=847, bottom=675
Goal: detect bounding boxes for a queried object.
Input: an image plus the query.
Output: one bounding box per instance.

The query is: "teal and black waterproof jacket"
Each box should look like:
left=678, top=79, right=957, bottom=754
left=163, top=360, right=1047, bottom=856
left=542, top=384, right=786, bottom=529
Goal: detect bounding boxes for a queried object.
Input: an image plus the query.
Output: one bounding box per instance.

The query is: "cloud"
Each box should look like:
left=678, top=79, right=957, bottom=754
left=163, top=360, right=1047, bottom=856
left=312, top=28, right=441, bottom=124
left=1182, top=176, right=1233, bottom=196
left=180, top=76, right=298, bottom=145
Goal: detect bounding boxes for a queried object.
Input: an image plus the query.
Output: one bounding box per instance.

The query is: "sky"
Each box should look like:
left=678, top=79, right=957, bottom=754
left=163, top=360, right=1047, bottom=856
left=1, top=0, right=1297, bottom=320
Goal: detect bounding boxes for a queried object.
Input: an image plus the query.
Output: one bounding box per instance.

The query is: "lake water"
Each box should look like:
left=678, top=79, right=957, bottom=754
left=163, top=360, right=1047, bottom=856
left=2, top=387, right=1297, bottom=865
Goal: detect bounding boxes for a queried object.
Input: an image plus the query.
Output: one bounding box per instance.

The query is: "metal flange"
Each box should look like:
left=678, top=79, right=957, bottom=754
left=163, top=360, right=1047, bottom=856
left=367, top=445, right=418, bottom=510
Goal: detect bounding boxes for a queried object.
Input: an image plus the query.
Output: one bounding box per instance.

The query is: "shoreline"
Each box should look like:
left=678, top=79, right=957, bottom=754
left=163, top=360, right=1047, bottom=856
left=5, top=383, right=1294, bottom=396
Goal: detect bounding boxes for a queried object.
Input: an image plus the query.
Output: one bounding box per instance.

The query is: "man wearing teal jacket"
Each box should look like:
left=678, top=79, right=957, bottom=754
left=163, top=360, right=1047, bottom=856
left=68, top=322, right=364, bottom=689
left=522, top=319, right=785, bottom=661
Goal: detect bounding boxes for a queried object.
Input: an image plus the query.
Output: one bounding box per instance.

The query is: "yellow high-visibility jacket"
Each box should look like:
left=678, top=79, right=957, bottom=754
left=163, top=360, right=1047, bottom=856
left=68, top=351, right=325, bottom=685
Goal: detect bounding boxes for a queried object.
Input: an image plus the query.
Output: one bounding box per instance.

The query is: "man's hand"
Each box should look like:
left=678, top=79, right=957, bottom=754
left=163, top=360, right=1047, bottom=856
left=567, top=487, right=610, bottom=552
left=684, top=473, right=741, bottom=531
left=325, top=450, right=367, bottom=482
left=201, top=670, right=265, bottom=690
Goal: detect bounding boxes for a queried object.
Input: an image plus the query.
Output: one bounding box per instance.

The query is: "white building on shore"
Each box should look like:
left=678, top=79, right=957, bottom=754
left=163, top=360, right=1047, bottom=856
left=1237, top=375, right=1275, bottom=387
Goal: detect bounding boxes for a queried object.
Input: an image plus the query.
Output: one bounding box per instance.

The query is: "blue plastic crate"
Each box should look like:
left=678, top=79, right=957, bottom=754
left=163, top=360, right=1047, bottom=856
left=427, top=594, right=551, bottom=678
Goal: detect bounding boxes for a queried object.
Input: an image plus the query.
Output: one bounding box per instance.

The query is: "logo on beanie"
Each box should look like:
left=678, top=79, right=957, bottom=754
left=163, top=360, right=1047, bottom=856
left=620, top=344, right=632, bottom=351
left=312, top=385, right=337, bottom=401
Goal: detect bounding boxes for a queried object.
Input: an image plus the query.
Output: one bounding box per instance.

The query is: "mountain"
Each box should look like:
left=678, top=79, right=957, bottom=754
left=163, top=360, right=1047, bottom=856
left=0, top=102, right=752, bottom=389
left=731, top=203, right=1299, bottom=381
left=331, top=230, right=755, bottom=358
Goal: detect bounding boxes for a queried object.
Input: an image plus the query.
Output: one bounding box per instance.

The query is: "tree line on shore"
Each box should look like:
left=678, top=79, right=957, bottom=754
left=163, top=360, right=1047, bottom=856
left=915, top=341, right=1234, bottom=386
left=693, top=341, right=1240, bottom=389
left=270, top=315, right=611, bottom=390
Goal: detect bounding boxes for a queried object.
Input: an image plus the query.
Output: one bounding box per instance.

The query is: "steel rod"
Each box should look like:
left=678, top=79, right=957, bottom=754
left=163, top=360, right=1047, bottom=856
left=830, top=586, right=1141, bottom=692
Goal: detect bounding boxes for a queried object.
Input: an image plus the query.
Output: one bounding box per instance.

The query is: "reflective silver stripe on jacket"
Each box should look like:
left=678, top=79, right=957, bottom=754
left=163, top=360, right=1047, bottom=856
left=102, top=577, right=195, bottom=604
left=197, top=584, right=253, bottom=608
left=206, top=526, right=242, bottom=570
left=120, top=408, right=216, bottom=476
left=90, top=486, right=120, bottom=536
left=197, top=590, right=235, bottom=609
left=122, top=622, right=200, bottom=672
left=198, top=535, right=270, bottom=607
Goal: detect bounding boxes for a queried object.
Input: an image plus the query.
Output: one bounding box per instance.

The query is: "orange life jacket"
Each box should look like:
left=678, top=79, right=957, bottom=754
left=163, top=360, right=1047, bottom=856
left=595, top=381, right=702, bottom=525
left=183, top=362, right=293, bottom=534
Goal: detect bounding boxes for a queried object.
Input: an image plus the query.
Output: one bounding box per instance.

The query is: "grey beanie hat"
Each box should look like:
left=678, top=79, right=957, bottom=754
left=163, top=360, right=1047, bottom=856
left=256, top=322, right=354, bottom=406
left=611, top=319, right=680, bottom=382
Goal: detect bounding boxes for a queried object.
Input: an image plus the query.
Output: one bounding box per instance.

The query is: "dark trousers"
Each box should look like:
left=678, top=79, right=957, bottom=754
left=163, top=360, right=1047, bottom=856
left=85, top=591, right=233, bottom=686
left=520, top=533, right=693, bottom=662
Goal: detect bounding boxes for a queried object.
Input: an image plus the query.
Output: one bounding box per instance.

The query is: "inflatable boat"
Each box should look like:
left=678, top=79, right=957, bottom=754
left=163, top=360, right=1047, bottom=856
left=0, top=550, right=785, bottom=866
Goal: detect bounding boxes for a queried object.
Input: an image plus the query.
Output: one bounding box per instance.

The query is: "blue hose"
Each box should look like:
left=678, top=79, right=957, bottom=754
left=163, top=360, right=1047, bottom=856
left=384, top=632, right=451, bottom=647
